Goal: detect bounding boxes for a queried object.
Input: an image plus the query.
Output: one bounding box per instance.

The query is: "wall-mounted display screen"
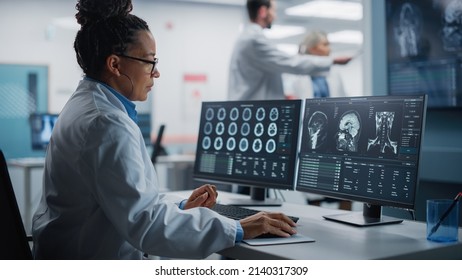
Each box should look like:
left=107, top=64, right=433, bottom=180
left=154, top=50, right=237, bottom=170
left=386, top=0, right=462, bottom=108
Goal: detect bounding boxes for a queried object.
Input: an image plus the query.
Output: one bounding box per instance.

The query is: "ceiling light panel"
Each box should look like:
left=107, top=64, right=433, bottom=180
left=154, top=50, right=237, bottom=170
left=285, top=0, right=363, bottom=21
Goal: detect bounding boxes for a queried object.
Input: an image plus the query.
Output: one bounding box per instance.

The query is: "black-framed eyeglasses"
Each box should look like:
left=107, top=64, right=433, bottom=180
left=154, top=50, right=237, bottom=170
left=117, top=54, right=158, bottom=74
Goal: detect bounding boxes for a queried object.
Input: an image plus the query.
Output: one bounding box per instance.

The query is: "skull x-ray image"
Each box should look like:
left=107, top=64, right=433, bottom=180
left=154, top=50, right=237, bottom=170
left=394, top=2, right=422, bottom=57
left=367, top=112, right=398, bottom=154
left=336, top=110, right=361, bottom=152
left=442, top=0, right=462, bottom=51
left=307, top=111, right=328, bottom=149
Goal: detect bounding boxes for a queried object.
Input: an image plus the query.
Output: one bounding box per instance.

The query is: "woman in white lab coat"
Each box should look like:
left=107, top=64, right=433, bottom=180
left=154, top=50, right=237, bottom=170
left=32, top=0, right=296, bottom=260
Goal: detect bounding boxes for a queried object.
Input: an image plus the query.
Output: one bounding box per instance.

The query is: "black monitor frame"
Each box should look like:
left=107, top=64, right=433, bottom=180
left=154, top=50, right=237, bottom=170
left=295, top=95, right=427, bottom=226
left=193, top=100, right=302, bottom=206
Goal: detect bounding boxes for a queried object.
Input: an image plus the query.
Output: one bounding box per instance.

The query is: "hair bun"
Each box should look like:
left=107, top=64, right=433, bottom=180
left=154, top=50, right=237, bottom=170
left=75, top=0, right=133, bottom=26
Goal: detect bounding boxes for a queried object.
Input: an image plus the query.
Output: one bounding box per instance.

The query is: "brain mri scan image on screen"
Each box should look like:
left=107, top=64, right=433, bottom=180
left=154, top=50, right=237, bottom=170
left=394, top=2, right=422, bottom=57
left=336, top=110, right=361, bottom=152
left=307, top=111, right=328, bottom=150
left=367, top=112, right=398, bottom=154
left=442, top=0, right=462, bottom=51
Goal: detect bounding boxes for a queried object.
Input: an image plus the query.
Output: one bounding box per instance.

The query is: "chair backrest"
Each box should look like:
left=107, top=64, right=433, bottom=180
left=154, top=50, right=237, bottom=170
left=0, top=150, right=33, bottom=259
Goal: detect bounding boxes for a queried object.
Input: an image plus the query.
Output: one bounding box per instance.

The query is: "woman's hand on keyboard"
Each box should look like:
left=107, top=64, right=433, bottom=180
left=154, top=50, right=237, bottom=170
left=184, top=184, right=218, bottom=209
left=239, top=212, right=297, bottom=239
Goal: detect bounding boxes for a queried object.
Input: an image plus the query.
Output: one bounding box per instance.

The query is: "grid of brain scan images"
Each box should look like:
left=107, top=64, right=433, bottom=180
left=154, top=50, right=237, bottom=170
left=297, top=96, right=425, bottom=205
left=194, top=100, right=301, bottom=187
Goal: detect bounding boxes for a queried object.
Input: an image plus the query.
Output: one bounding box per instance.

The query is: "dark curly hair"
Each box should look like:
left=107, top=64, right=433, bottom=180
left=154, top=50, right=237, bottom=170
left=73, top=0, right=150, bottom=78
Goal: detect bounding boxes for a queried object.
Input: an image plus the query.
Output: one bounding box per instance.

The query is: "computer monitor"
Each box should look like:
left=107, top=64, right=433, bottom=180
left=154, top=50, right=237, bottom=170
left=193, top=100, right=302, bottom=206
left=29, top=113, right=59, bottom=150
left=296, top=95, right=427, bottom=226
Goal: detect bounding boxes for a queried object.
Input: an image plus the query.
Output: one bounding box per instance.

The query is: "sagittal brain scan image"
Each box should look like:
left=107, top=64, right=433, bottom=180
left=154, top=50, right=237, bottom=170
left=307, top=111, right=328, bottom=149
left=367, top=112, right=398, bottom=154
left=393, top=2, right=422, bottom=57
left=442, top=0, right=462, bottom=51
left=336, top=110, right=361, bottom=152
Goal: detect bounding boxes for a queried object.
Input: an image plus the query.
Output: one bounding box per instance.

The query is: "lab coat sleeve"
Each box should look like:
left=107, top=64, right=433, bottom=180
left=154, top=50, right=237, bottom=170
left=81, top=113, right=236, bottom=259
left=249, top=32, right=333, bottom=75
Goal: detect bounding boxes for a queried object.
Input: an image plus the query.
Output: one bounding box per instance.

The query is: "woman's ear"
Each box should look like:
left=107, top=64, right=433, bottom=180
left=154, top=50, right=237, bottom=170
left=106, top=54, right=121, bottom=76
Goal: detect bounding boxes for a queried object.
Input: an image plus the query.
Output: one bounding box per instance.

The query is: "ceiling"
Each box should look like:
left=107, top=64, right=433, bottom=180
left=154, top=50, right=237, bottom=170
left=161, top=0, right=364, bottom=54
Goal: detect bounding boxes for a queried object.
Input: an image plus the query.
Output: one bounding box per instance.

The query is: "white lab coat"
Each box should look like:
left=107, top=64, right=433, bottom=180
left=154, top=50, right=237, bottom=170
left=283, top=67, right=346, bottom=99
left=228, top=23, right=333, bottom=101
left=32, top=79, right=236, bottom=260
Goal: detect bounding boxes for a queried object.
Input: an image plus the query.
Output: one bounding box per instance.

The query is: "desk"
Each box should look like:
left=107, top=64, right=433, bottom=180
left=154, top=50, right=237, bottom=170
left=165, top=191, right=462, bottom=260
left=7, top=157, right=45, bottom=233
left=155, top=154, right=195, bottom=191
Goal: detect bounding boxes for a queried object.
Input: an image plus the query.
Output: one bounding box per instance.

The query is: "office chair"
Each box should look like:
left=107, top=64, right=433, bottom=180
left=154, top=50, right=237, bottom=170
left=0, top=150, right=33, bottom=259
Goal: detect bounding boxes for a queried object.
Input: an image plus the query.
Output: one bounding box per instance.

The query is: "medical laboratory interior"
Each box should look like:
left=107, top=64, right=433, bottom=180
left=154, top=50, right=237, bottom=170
left=1, top=0, right=461, bottom=260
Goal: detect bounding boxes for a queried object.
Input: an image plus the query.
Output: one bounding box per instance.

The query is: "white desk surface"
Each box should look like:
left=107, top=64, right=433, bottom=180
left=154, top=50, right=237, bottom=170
left=165, top=190, right=462, bottom=260
left=7, top=155, right=195, bottom=166
left=8, top=157, right=45, bottom=167
left=156, top=154, right=195, bottom=164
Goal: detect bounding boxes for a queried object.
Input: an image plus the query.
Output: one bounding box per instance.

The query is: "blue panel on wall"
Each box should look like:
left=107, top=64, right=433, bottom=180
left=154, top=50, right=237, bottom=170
left=0, top=64, right=48, bottom=159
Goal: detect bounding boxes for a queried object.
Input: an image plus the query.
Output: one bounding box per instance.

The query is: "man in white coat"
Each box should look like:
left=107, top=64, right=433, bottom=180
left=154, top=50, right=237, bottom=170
left=228, top=0, right=351, bottom=101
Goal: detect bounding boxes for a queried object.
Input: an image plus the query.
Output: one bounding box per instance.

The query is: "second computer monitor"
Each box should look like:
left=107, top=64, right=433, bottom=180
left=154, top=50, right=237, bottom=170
left=194, top=100, right=302, bottom=205
left=296, top=95, right=426, bottom=226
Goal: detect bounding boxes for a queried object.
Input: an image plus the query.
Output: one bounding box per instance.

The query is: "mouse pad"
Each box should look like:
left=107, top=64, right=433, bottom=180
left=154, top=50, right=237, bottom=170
left=242, top=234, right=315, bottom=246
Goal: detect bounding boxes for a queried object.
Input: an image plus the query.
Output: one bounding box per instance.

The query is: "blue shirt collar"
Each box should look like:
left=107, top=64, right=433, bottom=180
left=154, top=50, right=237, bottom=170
left=84, top=77, right=138, bottom=123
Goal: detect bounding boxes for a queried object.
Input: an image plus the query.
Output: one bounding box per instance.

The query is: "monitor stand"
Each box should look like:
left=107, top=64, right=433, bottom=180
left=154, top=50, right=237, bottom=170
left=323, top=204, right=403, bottom=227
left=225, top=187, right=282, bottom=207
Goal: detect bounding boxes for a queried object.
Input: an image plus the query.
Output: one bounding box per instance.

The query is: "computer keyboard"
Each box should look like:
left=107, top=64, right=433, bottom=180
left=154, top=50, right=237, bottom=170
left=211, top=203, right=299, bottom=223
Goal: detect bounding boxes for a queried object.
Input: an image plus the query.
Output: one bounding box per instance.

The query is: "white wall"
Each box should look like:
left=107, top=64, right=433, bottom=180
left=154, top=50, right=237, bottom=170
left=0, top=0, right=82, bottom=113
